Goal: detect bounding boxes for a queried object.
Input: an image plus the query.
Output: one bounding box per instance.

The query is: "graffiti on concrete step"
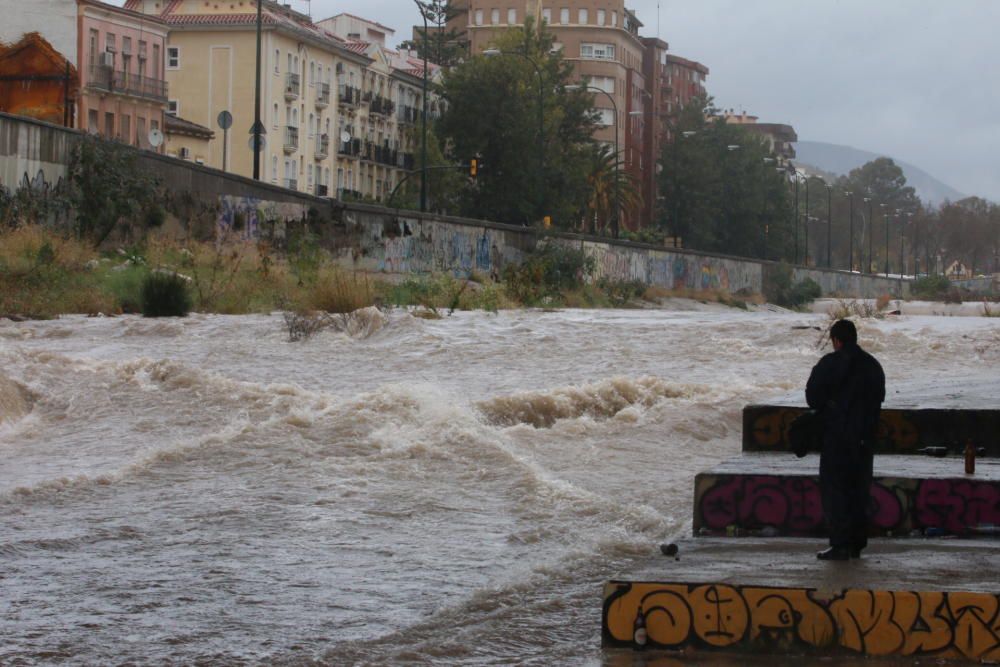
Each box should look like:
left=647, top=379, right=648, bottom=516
left=603, top=581, right=1000, bottom=660
left=694, top=474, right=1000, bottom=536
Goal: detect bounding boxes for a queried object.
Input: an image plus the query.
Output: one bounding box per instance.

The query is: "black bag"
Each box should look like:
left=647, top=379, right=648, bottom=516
left=788, top=410, right=822, bottom=458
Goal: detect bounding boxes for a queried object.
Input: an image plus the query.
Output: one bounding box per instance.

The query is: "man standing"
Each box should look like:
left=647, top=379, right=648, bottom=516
left=806, top=319, right=885, bottom=561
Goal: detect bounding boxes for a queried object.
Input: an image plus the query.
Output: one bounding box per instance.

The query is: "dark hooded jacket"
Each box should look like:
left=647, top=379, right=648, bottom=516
left=806, top=342, right=885, bottom=447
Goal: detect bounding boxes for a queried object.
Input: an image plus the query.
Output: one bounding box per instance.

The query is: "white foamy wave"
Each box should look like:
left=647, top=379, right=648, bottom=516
left=475, top=376, right=705, bottom=428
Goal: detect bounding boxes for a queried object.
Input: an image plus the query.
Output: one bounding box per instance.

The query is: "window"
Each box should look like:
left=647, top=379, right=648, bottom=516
left=310, top=61, right=315, bottom=85
left=106, top=33, right=116, bottom=52
left=474, top=9, right=483, bottom=24
left=104, top=112, right=115, bottom=137
left=507, top=8, right=516, bottom=23
left=138, top=41, right=147, bottom=78
left=121, top=114, right=131, bottom=143
left=272, top=156, right=278, bottom=184
left=273, top=103, right=279, bottom=128
left=491, top=8, right=499, bottom=24
left=89, top=29, right=99, bottom=65
left=581, top=43, right=615, bottom=60
left=588, top=76, right=615, bottom=94
left=274, top=49, right=280, bottom=73
left=87, top=109, right=99, bottom=133
left=559, top=8, right=568, bottom=24
left=597, top=9, right=605, bottom=25
left=612, top=11, right=618, bottom=26
left=137, top=117, right=146, bottom=147
left=579, top=8, right=588, bottom=24
left=541, top=8, right=550, bottom=23
left=595, top=108, right=614, bottom=126
left=166, top=46, right=179, bottom=69
left=152, top=44, right=160, bottom=78
left=167, top=100, right=179, bottom=116
left=287, top=53, right=293, bottom=74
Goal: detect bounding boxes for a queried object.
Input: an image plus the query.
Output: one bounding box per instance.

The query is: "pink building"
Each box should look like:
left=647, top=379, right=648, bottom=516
left=76, top=0, right=168, bottom=150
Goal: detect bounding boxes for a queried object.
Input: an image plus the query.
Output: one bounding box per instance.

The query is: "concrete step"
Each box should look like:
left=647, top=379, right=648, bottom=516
left=693, top=453, right=1000, bottom=537
left=742, top=404, right=1000, bottom=456
left=602, top=538, right=1000, bottom=662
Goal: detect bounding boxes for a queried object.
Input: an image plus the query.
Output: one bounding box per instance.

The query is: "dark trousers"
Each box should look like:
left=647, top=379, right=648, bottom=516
left=820, top=440, right=873, bottom=549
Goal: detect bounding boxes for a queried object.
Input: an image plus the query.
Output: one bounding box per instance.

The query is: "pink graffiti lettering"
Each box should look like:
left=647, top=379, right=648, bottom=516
left=915, top=479, right=1000, bottom=535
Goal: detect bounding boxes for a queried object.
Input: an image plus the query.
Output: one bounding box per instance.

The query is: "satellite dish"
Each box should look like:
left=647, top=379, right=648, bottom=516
left=148, top=128, right=164, bottom=148
left=340, top=131, right=351, bottom=143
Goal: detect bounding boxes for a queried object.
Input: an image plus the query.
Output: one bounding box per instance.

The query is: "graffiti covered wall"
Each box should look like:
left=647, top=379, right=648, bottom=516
left=603, top=581, right=1000, bottom=660
left=693, top=473, right=1000, bottom=537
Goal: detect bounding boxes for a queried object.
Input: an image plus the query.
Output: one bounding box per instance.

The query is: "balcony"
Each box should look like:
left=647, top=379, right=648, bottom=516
left=338, top=84, right=361, bottom=108
left=284, top=72, right=300, bottom=100
left=284, top=178, right=298, bottom=191
left=315, top=82, right=330, bottom=108
left=338, top=137, right=361, bottom=157
left=397, top=105, right=421, bottom=125
left=368, top=95, right=395, bottom=117
left=315, top=184, right=329, bottom=197
left=283, top=126, right=299, bottom=153
left=87, top=67, right=168, bottom=102
left=315, top=135, right=329, bottom=160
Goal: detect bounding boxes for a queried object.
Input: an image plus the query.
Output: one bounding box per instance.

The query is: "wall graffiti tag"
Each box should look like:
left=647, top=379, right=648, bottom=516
left=694, top=473, right=1000, bottom=537
left=217, top=194, right=307, bottom=240
left=603, top=582, right=1000, bottom=661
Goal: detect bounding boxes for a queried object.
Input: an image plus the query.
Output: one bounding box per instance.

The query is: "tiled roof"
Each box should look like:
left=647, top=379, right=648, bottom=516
left=341, top=41, right=371, bottom=55
left=165, top=114, right=214, bottom=139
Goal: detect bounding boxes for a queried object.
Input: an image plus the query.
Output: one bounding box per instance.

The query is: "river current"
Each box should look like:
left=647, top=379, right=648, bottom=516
left=2, top=305, right=998, bottom=665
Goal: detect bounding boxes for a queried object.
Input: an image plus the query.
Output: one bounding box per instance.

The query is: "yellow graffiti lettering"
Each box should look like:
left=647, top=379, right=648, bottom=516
left=947, top=592, right=1000, bottom=658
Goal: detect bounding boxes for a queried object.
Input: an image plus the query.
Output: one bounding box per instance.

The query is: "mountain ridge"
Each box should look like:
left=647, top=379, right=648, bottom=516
left=792, top=140, right=967, bottom=206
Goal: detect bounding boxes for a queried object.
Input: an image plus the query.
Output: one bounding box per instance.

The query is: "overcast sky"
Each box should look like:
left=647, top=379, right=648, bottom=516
left=137, top=0, right=1000, bottom=201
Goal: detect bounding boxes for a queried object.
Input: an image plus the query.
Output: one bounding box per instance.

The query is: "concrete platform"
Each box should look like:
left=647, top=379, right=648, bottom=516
left=742, top=404, right=1000, bottom=456
left=693, top=453, right=1000, bottom=537
left=602, top=538, right=1000, bottom=661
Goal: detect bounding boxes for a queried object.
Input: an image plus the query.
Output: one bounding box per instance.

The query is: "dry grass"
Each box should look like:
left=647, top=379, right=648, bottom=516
left=827, top=298, right=889, bottom=321
left=641, top=285, right=764, bottom=308
left=305, top=268, right=376, bottom=313
left=983, top=300, right=1000, bottom=318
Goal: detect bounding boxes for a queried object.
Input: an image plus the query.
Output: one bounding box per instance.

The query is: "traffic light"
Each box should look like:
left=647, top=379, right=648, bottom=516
left=469, top=158, right=478, bottom=177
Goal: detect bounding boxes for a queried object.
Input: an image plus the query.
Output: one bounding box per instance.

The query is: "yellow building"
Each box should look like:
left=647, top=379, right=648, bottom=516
left=126, top=0, right=439, bottom=202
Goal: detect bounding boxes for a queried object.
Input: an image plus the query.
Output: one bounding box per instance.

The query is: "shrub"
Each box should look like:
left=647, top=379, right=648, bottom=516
left=764, top=263, right=821, bottom=309
left=105, top=265, right=149, bottom=313
left=911, top=274, right=951, bottom=299
left=141, top=272, right=192, bottom=317
left=503, top=242, right=594, bottom=305
left=598, top=278, right=646, bottom=306
left=307, top=268, right=374, bottom=313
left=788, top=278, right=822, bottom=307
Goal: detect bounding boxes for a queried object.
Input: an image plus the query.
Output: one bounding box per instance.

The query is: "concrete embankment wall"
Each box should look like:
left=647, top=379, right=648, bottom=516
left=1, top=111, right=910, bottom=299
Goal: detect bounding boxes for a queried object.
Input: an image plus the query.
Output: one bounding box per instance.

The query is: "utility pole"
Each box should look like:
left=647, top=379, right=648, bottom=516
left=252, top=0, right=263, bottom=180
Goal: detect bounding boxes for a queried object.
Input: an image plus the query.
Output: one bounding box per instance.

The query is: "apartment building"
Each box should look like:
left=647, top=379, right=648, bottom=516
left=720, top=110, right=797, bottom=165
left=317, top=14, right=436, bottom=202
left=125, top=1, right=437, bottom=201
left=449, top=1, right=657, bottom=230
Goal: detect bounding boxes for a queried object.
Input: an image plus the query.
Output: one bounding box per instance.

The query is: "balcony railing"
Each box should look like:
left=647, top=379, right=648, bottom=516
left=368, top=95, right=395, bottom=117
left=338, top=84, right=362, bottom=107
left=315, top=135, right=329, bottom=160
left=284, top=178, right=298, bottom=191
left=315, top=184, right=329, bottom=197
left=87, top=66, right=168, bottom=102
left=338, top=138, right=361, bottom=157
left=397, top=105, right=422, bottom=125
left=285, top=72, right=300, bottom=100
left=316, top=82, right=330, bottom=108
left=283, top=126, right=299, bottom=153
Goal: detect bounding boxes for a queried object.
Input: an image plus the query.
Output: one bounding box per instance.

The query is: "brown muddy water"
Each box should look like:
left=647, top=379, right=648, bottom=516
left=1, top=307, right=997, bottom=665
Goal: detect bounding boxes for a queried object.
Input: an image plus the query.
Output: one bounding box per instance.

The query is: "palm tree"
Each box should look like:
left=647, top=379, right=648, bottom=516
left=582, top=144, right=641, bottom=235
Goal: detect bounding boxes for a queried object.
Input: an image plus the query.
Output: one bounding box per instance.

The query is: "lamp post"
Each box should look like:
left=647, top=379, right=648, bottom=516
left=845, top=191, right=854, bottom=271
left=864, top=197, right=874, bottom=273
left=252, top=0, right=263, bottom=180
left=762, top=157, right=775, bottom=260
left=803, top=175, right=811, bottom=266
left=415, top=0, right=429, bottom=212
left=568, top=83, right=619, bottom=237
left=484, top=48, right=545, bottom=224
left=900, top=211, right=913, bottom=277
left=882, top=205, right=890, bottom=275
left=825, top=182, right=832, bottom=268
left=671, top=130, right=697, bottom=248
left=790, top=165, right=800, bottom=264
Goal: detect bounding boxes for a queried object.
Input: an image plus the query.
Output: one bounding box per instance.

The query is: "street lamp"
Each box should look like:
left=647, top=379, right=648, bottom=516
left=669, top=130, right=697, bottom=248
left=881, top=204, right=890, bottom=275
left=415, top=0, right=429, bottom=212
left=252, top=0, right=263, bottom=180
left=863, top=196, right=874, bottom=273
left=568, top=83, right=620, bottom=237
left=845, top=191, right=854, bottom=271
left=484, top=47, right=545, bottom=224
left=825, top=182, right=832, bottom=268
left=762, top=157, right=775, bottom=260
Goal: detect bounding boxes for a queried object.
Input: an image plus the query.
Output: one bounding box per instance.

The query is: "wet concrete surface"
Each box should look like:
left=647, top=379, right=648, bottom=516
left=703, top=453, right=1000, bottom=480
left=616, top=537, right=1000, bottom=594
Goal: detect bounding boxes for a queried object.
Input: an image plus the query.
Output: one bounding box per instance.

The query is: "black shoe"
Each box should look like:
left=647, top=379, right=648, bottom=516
left=817, top=547, right=851, bottom=561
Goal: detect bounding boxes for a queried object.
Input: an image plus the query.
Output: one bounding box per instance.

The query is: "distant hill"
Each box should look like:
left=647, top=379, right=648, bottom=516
left=793, top=141, right=966, bottom=206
